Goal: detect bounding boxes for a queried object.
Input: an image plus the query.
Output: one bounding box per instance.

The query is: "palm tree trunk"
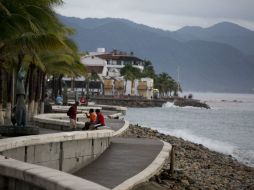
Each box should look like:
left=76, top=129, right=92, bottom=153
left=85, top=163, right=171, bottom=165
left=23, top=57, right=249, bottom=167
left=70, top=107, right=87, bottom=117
left=131, top=80, right=135, bottom=95
left=5, top=71, right=12, bottom=123
left=34, top=69, right=41, bottom=116
left=17, top=51, right=24, bottom=72
left=124, top=79, right=127, bottom=96
left=71, top=77, right=74, bottom=91
left=52, top=75, right=58, bottom=100
left=0, top=67, right=4, bottom=124
left=58, top=74, right=63, bottom=96
left=51, top=75, right=55, bottom=100
left=40, top=72, right=46, bottom=113
left=11, top=69, right=16, bottom=106
left=28, top=64, right=36, bottom=121
left=86, top=77, right=90, bottom=96
left=25, top=67, right=31, bottom=95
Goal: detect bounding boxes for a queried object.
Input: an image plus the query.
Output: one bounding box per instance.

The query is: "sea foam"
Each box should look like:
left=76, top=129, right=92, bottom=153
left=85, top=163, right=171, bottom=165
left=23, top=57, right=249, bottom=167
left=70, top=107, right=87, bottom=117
left=161, top=129, right=235, bottom=155
left=159, top=128, right=254, bottom=166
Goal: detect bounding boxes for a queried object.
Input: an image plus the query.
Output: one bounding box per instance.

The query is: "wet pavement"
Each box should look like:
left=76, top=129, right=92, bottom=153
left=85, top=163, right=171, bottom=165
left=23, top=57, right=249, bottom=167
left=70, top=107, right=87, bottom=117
left=74, top=137, right=163, bottom=189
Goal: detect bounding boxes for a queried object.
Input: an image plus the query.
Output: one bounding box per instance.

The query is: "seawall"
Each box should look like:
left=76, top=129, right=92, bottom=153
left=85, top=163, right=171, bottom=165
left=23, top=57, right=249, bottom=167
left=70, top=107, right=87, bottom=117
left=91, top=97, right=166, bottom=107
left=0, top=129, right=113, bottom=190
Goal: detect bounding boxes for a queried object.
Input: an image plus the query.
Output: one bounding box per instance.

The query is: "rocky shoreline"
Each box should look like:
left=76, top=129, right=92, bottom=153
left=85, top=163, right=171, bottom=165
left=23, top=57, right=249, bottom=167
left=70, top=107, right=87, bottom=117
left=91, top=96, right=210, bottom=109
left=122, top=124, right=254, bottom=190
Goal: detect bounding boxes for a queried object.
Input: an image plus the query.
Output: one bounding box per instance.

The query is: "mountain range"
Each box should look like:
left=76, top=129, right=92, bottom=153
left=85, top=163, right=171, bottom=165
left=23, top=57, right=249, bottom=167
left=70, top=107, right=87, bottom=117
left=58, top=14, right=254, bottom=93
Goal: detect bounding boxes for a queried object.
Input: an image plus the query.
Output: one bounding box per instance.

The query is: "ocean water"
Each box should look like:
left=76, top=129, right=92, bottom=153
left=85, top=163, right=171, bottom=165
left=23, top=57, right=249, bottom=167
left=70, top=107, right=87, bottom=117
left=125, top=93, right=254, bottom=167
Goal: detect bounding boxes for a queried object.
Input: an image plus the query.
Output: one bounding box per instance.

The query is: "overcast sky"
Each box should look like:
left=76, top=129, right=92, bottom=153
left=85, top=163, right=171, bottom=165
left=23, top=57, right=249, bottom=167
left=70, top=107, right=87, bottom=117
left=55, top=0, right=254, bottom=31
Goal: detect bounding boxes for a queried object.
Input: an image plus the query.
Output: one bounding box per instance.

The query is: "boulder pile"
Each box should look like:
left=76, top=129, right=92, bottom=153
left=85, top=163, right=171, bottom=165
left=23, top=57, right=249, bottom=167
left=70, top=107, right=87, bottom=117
left=122, top=124, right=254, bottom=190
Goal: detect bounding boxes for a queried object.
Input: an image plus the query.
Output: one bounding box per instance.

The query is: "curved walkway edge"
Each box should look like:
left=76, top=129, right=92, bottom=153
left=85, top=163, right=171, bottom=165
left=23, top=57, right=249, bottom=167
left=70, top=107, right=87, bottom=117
left=0, top=155, right=109, bottom=190
left=0, top=130, right=114, bottom=152
left=113, top=141, right=172, bottom=190
left=113, top=120, right=129, bottom=137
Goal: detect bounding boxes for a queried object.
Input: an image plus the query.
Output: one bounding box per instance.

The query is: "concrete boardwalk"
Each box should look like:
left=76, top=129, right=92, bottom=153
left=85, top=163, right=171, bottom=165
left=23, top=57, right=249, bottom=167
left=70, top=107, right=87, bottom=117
left=37, top=118, right=164, bottom=189
left=0, top=110, right=167, bottom=190
left=74, top=137, right=163, bottom=189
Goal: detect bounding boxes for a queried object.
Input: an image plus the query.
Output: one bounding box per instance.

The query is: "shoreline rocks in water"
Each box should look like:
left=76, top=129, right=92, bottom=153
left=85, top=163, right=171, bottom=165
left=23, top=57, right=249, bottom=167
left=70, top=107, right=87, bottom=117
left=91, top=96, right=211, bottom=109
left=173, top=99, right=210, bottom=109
left=122, top=124, right=254, bottom=190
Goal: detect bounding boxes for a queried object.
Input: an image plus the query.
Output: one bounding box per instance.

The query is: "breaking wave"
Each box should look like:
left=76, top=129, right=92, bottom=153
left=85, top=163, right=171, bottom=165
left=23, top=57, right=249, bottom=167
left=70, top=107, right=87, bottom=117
left=158, top=128, right=254, bottom=167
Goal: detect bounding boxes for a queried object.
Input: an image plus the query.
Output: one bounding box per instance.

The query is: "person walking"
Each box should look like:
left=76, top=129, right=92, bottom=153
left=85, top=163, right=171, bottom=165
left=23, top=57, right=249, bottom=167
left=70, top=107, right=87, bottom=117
left=68, top=101, right=79, bottom=130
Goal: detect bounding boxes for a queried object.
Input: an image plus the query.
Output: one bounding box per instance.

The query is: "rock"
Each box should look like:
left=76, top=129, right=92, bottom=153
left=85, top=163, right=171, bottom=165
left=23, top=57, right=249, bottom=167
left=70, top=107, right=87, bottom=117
left=181, top=179, right=190, bottom=186
left=149, top=176, right=156, bottom=182
left=173, top=98, right=210, bottom=109
left=160, top=171, right=169, bottom=180
left=123, top=124, right=254, bottom=190
left=161, top=180, right=171, bottom=186
left=156, top=175, right=162, bottom=184
left=246, top=184, right=254, bottom=190
left=132, top=182, right=168, bottom=190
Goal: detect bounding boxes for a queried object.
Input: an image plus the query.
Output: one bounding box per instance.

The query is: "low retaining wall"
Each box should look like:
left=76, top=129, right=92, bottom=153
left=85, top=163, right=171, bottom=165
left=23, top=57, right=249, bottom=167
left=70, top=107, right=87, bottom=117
left=34, top=113, right=127, bottom=132
left=52, top=105, right=127, bottom=116
left=91, top=98, right=166, bottom=107
left=0, top=155, right=109, bottom=190
left=96, top=105, right=127, bottom=115
left=34, top=113, right=87, bottom=131
left=0, top=130, right=114, bottom=173
left=52, top=105, right=102, bottom=113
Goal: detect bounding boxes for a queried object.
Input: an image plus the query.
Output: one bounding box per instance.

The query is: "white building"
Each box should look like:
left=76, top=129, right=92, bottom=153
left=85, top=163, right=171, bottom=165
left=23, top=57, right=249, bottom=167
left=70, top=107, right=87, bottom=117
left=80, top=56, right=107, bottom=79
left=62, top=49, right=153, bottom=98
left=82, top=49, right=145, bottom=78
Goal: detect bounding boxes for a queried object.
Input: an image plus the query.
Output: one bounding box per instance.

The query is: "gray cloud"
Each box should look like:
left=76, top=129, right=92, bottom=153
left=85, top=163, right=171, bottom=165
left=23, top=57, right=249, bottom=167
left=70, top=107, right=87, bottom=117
left=55, top=0, right=254, bottom=30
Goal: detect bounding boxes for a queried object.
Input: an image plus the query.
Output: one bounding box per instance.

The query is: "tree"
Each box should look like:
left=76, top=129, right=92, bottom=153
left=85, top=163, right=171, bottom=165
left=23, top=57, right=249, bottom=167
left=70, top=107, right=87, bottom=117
left=154, top=72, right=181, bottom=97
left=0, top=0, right=86, bottom=122
left=142, top=60, right=156, bottom=79
left=120, top=64, right=142, bottom=95
left=89, top=70, right=101, bottom=95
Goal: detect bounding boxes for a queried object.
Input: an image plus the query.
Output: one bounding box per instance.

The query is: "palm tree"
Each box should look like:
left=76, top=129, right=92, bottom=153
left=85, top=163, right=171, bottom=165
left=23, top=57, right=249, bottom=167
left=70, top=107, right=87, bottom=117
left=142, top=60, right=156, bottom=79
left=154, top=73, right=181, bottom=97
left=120, top=64, right=142, bottom=95
left=33, top=46, right=85, bottom=116
left=88, top=70, right=100, bottom=95
left=0, top=0, right=85, bottom=121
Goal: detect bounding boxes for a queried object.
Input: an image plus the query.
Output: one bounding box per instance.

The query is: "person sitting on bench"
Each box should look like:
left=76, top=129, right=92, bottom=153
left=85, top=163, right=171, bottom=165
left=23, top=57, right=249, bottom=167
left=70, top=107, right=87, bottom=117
left=93, top=109, right=105, bottom=129
left=82, top=109, right=96, bottom=130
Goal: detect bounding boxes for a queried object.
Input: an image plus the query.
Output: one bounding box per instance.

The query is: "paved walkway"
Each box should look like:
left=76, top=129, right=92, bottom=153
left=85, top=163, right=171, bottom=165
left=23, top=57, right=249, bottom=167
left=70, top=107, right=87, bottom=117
left=74, top=137, right=163, bottom=189
left=37, top=117, right=165, bottom=189
left=1, top=109, right=167, bottom=190
left=105, top=119, right=125, bottom=131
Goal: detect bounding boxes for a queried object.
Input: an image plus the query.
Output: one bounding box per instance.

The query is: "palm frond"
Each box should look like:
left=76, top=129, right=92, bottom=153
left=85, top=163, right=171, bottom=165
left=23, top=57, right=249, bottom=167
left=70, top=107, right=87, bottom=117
left=0, top=2, right=11, bottom=16
left=14, top=32, right=67, bottom=51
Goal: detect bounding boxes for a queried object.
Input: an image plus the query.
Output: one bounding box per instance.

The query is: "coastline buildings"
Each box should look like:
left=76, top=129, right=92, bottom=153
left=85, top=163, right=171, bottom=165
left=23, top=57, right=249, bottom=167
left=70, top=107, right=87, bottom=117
left=63, top=48, right=154, bottom=99
left=81, top=48, right=144, bottom=78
